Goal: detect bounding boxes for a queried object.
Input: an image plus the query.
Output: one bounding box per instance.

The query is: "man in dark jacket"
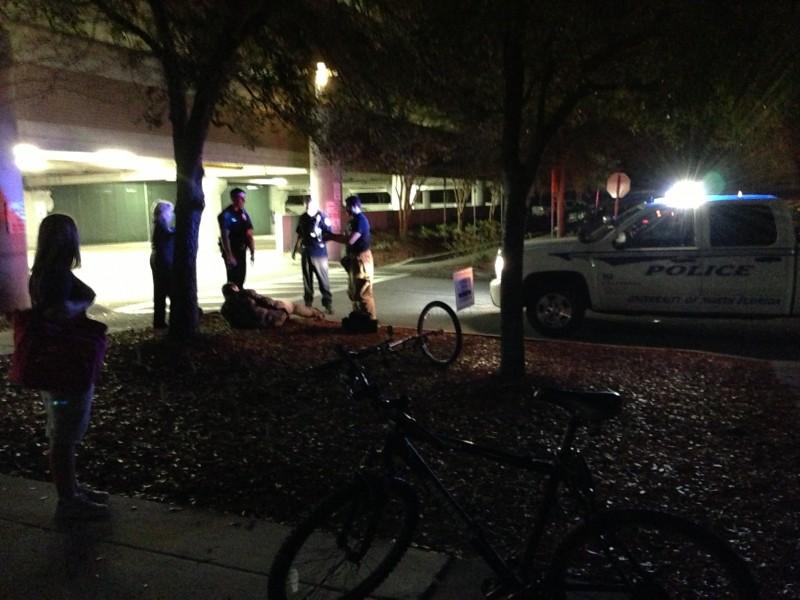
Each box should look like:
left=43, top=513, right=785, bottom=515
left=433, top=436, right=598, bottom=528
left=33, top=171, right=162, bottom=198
left=292, top=197, right=333, bottom=314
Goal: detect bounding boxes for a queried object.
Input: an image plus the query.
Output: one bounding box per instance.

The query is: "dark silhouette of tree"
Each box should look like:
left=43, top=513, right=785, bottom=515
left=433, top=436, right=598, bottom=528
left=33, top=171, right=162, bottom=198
left=319, top=1, right=674, bottom=377
left=316, top=1, right=800, bottom=378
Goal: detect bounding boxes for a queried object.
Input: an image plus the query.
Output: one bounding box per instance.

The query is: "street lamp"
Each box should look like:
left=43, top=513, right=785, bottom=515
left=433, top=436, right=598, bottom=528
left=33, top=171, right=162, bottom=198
left=314, top=61, right=331, bottom=94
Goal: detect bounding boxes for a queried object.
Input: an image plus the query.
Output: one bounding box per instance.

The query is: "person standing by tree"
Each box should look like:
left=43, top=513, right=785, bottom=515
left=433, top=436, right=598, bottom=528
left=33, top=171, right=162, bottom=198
left=331, top=195, right=376, bottom=320
left=150, top=200, right=175, bottom=329
left=292, top=197, right=333, bottom=314
left=29, top=214, right=109, bottom=520
left=218, top=187, right=254, bottom=287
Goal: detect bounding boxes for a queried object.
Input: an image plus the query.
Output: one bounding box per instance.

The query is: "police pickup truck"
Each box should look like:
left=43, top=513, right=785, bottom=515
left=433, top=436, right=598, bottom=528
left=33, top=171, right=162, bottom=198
left=490, top=190, right=799, bottom=336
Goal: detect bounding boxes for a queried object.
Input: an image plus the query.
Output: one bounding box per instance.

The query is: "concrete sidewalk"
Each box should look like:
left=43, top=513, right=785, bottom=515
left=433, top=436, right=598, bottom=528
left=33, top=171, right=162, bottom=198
left=0, top=474, right=459, bottom=599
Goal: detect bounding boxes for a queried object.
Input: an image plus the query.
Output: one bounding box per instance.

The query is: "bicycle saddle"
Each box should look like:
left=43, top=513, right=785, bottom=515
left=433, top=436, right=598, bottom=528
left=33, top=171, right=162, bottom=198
left=534, top=387, right=623, bottom=424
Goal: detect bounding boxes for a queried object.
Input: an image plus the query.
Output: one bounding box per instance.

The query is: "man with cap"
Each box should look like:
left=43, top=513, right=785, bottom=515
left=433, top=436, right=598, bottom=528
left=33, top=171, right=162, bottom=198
left=330, top=195, right=376, bottom=320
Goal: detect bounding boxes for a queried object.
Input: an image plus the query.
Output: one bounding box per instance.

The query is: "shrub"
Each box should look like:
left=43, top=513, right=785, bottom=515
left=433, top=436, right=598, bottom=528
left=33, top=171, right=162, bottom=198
left=409, top=220, right=502, bottom=253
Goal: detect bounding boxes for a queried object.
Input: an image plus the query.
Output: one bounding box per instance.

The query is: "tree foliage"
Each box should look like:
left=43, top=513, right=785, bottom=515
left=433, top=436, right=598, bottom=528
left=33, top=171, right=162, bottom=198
left=315, top=0, right=800, bottom=378
left=319, top=1, right=675, bottom=377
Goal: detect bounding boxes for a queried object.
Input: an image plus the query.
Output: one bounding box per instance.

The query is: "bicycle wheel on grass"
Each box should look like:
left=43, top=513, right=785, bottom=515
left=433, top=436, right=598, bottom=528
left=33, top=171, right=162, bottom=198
left=544, top=509, right=758, bottom=599
left=416, top=301, right=462, bottom=366
left=268, top=475, right=419, bottom=600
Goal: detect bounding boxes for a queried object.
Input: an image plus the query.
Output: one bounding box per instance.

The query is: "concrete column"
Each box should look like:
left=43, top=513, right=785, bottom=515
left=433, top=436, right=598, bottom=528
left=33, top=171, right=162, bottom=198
left=0, top=30, right=31, bottom=312
left=23, top=189, right=53, bottom=250
left=309, top=141, right=343, bottom=260
left=270, top=187, right=288, bottom=253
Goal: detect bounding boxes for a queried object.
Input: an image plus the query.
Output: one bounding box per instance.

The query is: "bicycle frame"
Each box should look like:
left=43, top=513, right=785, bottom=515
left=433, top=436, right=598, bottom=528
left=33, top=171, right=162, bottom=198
left=330, top=328, right=433, bottom=364
left=368, top=394, right=596, bottom=592
left=276, top=351, right=754, bottom=600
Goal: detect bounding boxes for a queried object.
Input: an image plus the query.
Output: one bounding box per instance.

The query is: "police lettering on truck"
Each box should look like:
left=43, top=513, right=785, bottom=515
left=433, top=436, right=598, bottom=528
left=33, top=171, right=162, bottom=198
left=644, top=264, right=754, bottom=277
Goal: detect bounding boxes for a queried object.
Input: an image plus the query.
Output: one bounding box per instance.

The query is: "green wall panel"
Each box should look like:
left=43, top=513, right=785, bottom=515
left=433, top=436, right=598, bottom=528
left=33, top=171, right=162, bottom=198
left=50, top=183, right=150, bottom=244
left=48, top=181, right=275, bottom=244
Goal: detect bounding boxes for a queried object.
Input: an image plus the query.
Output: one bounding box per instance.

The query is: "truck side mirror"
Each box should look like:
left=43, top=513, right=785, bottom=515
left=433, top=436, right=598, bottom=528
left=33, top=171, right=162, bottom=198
left=612, top=232, right=627, bottom=249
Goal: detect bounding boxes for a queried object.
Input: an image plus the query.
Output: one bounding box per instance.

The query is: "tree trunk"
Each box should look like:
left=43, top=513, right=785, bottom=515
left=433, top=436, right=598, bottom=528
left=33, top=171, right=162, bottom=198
left=499, top=165, right=528, bottom=380
left=398, top=176, right=412, bottom=238
left=169, top=148, right=205, bottom=339
left=498, top=1, right=529, bottom=380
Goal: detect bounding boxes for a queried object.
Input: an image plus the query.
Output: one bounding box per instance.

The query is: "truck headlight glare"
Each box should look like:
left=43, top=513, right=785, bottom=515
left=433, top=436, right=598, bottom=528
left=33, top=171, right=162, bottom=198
left=494, top=252, right=504, bottom=280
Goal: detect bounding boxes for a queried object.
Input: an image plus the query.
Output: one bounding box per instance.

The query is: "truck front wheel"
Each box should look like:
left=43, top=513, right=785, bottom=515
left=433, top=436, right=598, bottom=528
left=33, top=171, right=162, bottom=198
left=527, top=285, right=585, bottom=337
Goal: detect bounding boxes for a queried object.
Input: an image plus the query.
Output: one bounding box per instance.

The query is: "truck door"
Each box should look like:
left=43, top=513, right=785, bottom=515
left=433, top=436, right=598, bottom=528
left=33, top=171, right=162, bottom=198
left=700, top=202, right=793, bottom=315
left=593, top=205, right=703, bottom=313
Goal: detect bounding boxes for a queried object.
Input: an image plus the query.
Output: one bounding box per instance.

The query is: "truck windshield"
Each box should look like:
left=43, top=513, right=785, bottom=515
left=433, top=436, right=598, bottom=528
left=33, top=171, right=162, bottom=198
left=580, top=203, right=646, bottom=243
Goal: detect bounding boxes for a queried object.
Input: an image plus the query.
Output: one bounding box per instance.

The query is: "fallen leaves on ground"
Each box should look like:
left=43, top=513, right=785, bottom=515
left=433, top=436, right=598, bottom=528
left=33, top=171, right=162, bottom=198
left=1, top=314, right=798, bottom=598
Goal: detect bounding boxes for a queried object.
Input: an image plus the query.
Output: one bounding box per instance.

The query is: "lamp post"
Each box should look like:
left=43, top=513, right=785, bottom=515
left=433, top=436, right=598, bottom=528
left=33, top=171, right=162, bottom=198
left=308, top=61, right=344, bottom=260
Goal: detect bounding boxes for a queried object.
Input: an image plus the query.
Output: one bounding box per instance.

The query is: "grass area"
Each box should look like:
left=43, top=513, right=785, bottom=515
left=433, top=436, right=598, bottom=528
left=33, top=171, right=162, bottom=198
left=0, top=314, right=797, bottom=597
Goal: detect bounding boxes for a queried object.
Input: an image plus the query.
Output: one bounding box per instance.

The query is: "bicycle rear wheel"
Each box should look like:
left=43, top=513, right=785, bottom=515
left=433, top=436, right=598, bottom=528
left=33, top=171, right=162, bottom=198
left=544, top=509, right=758, bottom=599
left=268, top=475, right=419, bottom=600
left=416, top=301, right=463, bottom=366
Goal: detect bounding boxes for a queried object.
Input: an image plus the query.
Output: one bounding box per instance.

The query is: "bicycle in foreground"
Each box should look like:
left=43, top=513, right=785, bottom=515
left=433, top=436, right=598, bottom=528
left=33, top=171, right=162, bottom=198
left=268, top=337, right=757, bottom=598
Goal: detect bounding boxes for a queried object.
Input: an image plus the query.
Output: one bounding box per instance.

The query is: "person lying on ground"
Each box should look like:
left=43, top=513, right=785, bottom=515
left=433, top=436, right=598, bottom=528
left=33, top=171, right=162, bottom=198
left=220, top=283, right=324, bottom=329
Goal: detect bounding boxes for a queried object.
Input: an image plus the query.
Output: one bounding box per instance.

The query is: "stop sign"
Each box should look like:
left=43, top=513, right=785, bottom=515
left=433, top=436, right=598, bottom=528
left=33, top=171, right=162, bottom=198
left=606, top=172, right=631, bottom=199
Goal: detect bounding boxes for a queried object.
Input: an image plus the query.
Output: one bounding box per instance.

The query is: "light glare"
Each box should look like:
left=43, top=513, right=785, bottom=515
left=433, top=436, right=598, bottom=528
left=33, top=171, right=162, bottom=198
left=91, top=148, right=137, bottom=169
left=314, top=62, right=330, bottom=92
left=13, top=143, right=48, bottom=172
left=249, top=177, right=288, bottom=186
left=662, top=180, right=706, bottom=209
left=494, top=253, right=504, bottom=280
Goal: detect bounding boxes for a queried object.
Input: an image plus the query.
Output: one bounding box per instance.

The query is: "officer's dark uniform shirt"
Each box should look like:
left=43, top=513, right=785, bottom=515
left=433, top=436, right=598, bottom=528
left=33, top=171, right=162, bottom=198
left=347, top=212, right=371, bottom=255
left=218, top=205, right=254, bottom=251
left=296, top=211, right=331, bottom=258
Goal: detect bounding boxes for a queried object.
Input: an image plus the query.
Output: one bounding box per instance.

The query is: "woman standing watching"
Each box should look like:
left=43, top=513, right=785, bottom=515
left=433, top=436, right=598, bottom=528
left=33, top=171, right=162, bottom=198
left=29, top=214, right=109, bottom=520
left=150, top=200, right=175, bottom=329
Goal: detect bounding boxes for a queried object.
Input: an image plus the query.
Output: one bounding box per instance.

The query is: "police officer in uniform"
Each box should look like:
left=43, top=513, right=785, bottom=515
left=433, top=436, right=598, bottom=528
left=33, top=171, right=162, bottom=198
left=218, top=187, right=254, bottom=287
left=292, top=197, right=333, bottom=314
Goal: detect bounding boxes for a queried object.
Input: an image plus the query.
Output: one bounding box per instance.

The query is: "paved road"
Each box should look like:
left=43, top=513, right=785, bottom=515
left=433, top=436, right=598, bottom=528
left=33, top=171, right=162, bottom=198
left=9, top=240, right=800, bottom=362
left=360, top=269, right=800, bottom=362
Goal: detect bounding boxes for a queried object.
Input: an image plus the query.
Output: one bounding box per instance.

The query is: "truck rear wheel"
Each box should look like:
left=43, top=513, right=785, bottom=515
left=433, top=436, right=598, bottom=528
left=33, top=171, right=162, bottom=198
left=526, top=285, right=585, bottom=337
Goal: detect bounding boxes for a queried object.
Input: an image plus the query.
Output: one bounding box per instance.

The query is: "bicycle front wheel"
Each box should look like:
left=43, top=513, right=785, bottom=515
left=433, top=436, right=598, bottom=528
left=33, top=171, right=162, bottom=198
left=416, top=301, right=463, bottom=366
left=268, top=475, right=419, bottom=600
left=543, top=509, right=758, bottom=599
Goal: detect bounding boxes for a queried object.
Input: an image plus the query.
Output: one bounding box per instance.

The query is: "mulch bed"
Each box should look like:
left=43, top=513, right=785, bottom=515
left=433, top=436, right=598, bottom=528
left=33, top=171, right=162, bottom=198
left=1, top=314, right=797, bottom=598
